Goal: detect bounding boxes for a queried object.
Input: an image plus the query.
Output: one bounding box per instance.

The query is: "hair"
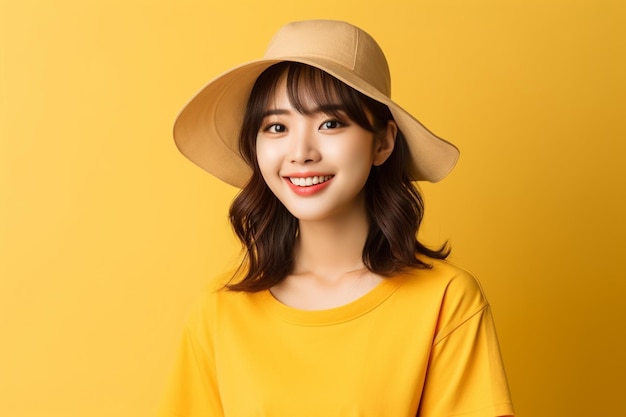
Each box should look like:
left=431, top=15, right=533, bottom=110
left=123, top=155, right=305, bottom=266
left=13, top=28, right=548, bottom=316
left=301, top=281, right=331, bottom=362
left=227, top=62, right=449, bottom=292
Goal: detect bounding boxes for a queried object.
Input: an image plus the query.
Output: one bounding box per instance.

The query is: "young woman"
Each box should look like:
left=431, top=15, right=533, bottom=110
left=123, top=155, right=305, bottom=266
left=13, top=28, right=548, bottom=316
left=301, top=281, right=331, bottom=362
left=161, top=20, right=514, bottom=417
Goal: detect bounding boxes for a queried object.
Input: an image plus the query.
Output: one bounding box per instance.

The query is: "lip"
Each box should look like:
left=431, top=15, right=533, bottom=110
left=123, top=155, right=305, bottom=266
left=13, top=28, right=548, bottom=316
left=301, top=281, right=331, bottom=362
left=283, top=173, right=334, bottom=196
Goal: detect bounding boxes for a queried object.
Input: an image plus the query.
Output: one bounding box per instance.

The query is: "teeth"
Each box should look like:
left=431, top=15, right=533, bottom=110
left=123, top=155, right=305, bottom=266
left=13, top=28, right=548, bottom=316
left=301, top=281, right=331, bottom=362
left=289, top=175, right=332, bottom=187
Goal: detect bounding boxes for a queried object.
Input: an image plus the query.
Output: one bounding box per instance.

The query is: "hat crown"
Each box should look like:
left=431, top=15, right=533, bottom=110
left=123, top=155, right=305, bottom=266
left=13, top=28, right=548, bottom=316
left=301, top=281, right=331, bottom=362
left=263, top=20, right=391, bottom=96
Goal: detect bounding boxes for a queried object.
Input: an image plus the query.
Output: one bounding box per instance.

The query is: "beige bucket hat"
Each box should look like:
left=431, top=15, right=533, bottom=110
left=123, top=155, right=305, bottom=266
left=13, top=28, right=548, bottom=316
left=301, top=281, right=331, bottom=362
left=173, top=19, right=459, bottom=187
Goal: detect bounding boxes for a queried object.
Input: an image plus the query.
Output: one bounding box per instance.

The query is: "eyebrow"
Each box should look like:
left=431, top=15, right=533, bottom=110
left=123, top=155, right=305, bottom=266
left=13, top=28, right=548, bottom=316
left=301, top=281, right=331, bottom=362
left=261, top=109, right=290, bottom=117
left=261, top=104, right=346, bottom=118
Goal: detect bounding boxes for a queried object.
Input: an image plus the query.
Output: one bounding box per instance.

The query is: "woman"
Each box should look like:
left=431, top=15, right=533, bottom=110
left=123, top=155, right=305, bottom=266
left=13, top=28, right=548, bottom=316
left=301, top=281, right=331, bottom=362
left=161, top=19, right=514, bottom=417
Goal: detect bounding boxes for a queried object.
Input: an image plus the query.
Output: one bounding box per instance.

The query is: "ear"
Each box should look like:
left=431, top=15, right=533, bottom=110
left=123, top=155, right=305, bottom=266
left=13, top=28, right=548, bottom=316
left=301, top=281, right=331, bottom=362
left=372, top=120, right=397, bottom=166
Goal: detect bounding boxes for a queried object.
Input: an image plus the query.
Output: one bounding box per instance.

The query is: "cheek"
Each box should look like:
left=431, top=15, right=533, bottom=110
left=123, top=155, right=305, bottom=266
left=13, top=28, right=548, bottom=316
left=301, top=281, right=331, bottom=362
left=340, top=139, right=376, bottom=171
left=255, top=140, right=280, bottom=182
left=255, top=139, right=269, bottom=170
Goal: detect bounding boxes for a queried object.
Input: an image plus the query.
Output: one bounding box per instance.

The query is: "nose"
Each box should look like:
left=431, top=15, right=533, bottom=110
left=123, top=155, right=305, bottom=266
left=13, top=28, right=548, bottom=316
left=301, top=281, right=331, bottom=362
left=289, top=126, right=321, bottom=164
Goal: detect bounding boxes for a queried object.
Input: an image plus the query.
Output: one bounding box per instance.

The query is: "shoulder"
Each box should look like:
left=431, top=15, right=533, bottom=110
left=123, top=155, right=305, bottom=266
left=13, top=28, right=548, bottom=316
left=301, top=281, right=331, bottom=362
left=402, top=258, right=487, bottom=305
left=398, top=258, right=490, bottom=338
left=430, top=258, right=488, bottom=305
left=184, top=270, right=240, bottom=330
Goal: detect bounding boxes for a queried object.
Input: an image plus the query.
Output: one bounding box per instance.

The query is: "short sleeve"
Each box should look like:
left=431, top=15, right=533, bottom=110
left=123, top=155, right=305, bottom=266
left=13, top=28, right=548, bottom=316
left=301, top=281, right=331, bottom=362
left=417, top=303, right=515, bottom=417
left=158, top=298, right=225, bottom=417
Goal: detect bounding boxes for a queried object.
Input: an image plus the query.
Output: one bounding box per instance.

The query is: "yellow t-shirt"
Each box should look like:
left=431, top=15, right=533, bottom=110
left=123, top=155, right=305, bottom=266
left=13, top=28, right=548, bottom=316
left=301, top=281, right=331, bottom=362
left=160, top=259, right=515, bottom=417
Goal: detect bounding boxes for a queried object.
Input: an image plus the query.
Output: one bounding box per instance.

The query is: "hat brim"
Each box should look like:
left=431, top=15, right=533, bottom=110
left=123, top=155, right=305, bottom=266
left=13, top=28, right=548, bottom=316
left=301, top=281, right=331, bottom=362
left=173, top=57, right=459, bottom=188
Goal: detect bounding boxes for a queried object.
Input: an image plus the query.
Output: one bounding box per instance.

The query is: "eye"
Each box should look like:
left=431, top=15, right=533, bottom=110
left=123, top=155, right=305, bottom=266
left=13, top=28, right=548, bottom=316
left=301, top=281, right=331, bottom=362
left=319, top=120, right=344, bottom=130
left=263, top=123, right=287, bottom=134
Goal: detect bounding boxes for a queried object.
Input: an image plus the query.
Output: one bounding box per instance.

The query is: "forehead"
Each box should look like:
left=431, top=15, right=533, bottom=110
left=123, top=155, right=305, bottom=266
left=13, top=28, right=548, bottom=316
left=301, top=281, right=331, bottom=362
left=262, top=66, right=345, bottom=113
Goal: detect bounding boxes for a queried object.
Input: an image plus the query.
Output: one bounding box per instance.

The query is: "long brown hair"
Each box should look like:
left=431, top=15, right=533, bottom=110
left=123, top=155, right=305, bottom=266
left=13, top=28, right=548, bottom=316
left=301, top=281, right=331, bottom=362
left=227, top=62, right=448, bottom=291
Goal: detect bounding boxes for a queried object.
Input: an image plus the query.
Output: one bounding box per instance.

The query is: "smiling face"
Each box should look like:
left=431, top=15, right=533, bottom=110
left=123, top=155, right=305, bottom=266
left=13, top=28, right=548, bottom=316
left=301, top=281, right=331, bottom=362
left=249, top=64, right=396, bottom=223
left=256, top=79, right=375, bottom=222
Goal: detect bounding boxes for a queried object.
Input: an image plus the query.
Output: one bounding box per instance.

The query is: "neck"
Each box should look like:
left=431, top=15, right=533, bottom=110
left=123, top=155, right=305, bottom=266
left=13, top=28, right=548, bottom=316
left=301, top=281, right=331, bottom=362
left=292, top=202, right=370, bottom=280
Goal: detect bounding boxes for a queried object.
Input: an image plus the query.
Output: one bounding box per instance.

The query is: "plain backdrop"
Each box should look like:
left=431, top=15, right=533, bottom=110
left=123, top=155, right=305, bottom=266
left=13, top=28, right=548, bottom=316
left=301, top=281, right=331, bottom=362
left=1, top=0, right=625, bottom=416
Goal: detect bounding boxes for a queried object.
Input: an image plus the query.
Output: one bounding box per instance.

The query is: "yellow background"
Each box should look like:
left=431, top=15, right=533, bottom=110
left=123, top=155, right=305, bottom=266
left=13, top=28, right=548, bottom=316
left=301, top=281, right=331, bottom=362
left=1, top=0, right=624, bottom=416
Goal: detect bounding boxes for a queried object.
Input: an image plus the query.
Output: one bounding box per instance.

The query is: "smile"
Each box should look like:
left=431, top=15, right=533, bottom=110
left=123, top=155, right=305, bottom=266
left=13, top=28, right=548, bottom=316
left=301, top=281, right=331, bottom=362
left=288, top=175, right=333, bottom=187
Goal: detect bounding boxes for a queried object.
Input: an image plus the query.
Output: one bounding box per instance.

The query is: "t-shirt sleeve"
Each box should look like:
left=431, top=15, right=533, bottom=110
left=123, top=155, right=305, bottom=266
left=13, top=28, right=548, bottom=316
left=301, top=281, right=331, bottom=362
left=158, top=298, right=224, bottom=417
left=417, top=273, right=515, bottom=417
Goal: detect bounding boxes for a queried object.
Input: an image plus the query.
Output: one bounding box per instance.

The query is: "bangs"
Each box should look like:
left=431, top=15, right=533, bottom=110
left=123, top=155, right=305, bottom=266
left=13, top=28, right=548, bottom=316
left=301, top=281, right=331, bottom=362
left=284, top=64, right=372, bottom=129
left=256, top=62, right=376, bottom=132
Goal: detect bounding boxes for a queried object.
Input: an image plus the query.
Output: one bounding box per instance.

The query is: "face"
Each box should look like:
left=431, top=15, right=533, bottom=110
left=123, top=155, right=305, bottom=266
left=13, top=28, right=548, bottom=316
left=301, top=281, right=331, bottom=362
left=255, top=77, right=395, bottom=223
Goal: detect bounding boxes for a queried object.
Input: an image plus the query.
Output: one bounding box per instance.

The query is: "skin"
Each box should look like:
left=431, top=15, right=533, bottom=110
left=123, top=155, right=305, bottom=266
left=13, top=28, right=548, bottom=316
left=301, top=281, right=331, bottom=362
left=256, top=77, right=397, bottom=310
